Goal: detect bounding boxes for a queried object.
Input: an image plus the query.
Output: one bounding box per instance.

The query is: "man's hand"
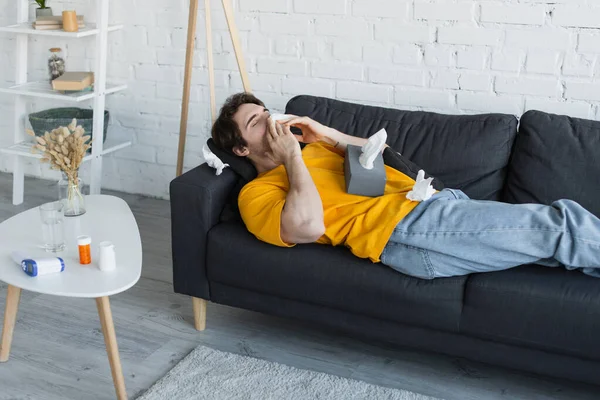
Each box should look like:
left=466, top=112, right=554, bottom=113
left=283, top=115, right=389, bottom=154
left=266, top=117, right=302, bottom=164
left=281, top=115, right=338, bottom=146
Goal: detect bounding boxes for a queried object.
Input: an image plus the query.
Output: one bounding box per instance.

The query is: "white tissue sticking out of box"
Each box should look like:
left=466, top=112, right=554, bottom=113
left=202, top=144, right=229, bottom=176
left=359, top=128, right=388, bottom=170
left=270, top=113, right=293, bottom=122
left=407, top=170, right=436, bottom=202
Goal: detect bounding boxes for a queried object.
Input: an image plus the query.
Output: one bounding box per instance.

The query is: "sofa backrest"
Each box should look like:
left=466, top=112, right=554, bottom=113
left=286, top=95, right=518, bottom=200
left=503, top=110, right=600, bottom=217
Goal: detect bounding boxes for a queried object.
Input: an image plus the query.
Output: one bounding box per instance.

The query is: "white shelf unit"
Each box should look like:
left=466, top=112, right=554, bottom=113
left=0, top=22, right=123, bottom=38
left=1, top=140, right=131, bottom=161
left=0, top=0, right=130, bottom=205
left=0, top=81, right=127, bottom=102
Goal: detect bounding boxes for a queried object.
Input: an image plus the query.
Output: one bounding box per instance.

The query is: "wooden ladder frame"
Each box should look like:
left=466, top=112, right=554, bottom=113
left=176, top=0, right=252, bottom=177
left=176, top=0, right=252, bottom=330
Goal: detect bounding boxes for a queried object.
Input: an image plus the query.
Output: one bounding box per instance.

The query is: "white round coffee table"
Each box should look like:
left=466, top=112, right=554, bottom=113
left=0, top=195, right=142, bottom=400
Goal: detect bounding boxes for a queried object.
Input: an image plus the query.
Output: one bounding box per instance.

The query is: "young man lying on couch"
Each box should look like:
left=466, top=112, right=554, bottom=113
left=211, top=92, right=600, bottom=280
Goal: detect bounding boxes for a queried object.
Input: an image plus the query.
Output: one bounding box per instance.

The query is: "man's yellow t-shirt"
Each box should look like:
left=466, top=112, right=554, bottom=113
left=238, top=142, right=420, bottom=263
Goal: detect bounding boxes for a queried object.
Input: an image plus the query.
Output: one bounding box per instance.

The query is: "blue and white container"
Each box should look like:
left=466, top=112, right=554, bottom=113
left=20, top=258, right=65, bottom=277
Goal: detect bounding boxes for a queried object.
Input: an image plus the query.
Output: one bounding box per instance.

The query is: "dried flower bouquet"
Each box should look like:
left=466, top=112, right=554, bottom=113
left=27, top=119, right=92, bottom=213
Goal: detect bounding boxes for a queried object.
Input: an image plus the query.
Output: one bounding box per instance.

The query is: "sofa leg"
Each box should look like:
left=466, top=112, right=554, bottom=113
left=192, top=297, right=207, bottom=331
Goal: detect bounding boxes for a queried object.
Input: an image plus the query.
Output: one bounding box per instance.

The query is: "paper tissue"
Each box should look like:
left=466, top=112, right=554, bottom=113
left=359, top=128, right=387, bottom=169
left=203, top=144, right=229, bottom=176
left=270, top=113, right=293, bottom=122
left=406, top=170, right=436, bottom=202
left=344, top=129, right=388, bottom=197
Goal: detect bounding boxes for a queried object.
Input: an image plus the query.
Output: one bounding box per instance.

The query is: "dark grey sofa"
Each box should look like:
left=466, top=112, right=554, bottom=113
left=170, top=95, right=600, bottom=386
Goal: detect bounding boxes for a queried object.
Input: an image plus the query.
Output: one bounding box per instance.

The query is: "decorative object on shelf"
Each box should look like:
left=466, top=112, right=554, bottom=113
left=48, top=47, right=65, bottom=82
left=33, top=15, right=84, bottom=30
left=34, top=0, right=52, bottom=18
left=26, top=119, right=92, bottom=216
left=62, top=10, right=78, bottom=32
left=29, top=108, right=109, bottom=151
left=58, top=172, right=87, bottom=216
left=51, top=71, right=94, bottom=92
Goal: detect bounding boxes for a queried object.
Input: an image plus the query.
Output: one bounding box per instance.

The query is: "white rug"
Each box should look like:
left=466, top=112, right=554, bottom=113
left=137, top=345, right=439, bottom=400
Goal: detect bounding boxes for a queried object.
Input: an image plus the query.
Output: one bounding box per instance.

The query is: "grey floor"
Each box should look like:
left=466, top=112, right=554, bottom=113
left=0, top=172, right=599, bottom=400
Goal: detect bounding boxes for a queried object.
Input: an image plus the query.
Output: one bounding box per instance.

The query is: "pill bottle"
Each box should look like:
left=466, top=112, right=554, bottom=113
left=77, top=235, right=92, bottom=265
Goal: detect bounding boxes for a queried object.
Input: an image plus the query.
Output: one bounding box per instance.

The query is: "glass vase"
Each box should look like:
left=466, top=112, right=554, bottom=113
left=58, top=173, right=87, bottom=217
left=48, top=47, right=65, bottom=83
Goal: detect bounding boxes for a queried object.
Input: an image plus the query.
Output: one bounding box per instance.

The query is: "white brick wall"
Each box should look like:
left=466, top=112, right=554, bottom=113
left=353, top=0, right=408, bottom=18
left=424, top=45, right=454, bottom=67
left=414, top=2, right=474, bottom=22
left=431, top=71, right=460, bottom=90
left=480, top=4, right=546, bottom=26
left=439, top=27, right=503, bottom=46
left=293, top=0, right=347, bottom=16
left=369, top=67, right=425, bottom=86
left=395, top=89, right=454, bottom=109
left=457, top=47, right=487, bottom=70
left=2, top=0, right=600, bottom=200
left=458, top=73, right=492, bottom=92
left=553, top=5, right=600, bottom=29
left=525, top=50, right=561, bottom=75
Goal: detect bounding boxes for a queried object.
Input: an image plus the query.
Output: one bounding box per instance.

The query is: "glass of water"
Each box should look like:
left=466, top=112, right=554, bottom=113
left=39, top=202, right=66, bottom=252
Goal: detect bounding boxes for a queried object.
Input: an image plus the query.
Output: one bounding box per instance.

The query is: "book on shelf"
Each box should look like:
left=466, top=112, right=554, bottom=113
left=32, top=15, right=85, bottom=30
left=58, top=86, right=94, bottom=95
left=52, top=72, right=94, bottom=91
left=35, top=15, right=84, bottom=25
left=33, top=23, right=85, bottom=30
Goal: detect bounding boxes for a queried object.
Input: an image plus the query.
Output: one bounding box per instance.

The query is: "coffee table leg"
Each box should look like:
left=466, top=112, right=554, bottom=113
left=96, top=296, right=127, bottom=400
left=0, top=285, right=22, bottom=362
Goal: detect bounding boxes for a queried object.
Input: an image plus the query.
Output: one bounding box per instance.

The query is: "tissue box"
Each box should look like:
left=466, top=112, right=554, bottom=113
left=344, top=145, right=386, bottom=197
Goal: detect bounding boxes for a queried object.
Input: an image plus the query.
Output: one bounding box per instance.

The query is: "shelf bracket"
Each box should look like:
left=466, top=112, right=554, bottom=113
left=11, top=0, right=29, bottom=205
left=90, top=0, right=110, bottom=195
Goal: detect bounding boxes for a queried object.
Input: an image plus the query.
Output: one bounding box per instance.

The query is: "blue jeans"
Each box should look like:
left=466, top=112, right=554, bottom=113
left=381, top=189, right=600, bottom=279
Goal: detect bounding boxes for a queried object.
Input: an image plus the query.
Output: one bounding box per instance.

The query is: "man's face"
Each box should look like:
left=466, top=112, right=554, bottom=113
left=232, top=103, right=270, bottom=159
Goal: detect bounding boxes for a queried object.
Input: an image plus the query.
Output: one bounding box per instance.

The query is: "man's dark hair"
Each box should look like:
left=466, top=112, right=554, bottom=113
left=211, top=92, right=265, bottom=154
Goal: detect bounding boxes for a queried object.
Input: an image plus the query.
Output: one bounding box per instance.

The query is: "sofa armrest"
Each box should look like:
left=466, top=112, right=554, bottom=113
left=170, top=164, right=239, bottom=299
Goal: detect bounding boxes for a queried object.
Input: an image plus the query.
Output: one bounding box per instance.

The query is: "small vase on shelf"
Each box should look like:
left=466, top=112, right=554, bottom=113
left=62, top=10, right=79, bottom=33
left=58, top=172, right=87, bottom=217
left=36, top=7, right=53, bottom=18
left=48, top=47, right=65, bottom=83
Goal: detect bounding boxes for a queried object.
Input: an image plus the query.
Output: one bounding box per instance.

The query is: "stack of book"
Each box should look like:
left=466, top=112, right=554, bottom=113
left=32, top=16, right=85, bottom=30
left=52, top=72, right=95, bottom=93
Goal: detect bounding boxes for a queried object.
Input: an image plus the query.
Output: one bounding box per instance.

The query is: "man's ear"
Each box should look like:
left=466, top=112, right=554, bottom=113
left=232, top=145, right=249, bottom=157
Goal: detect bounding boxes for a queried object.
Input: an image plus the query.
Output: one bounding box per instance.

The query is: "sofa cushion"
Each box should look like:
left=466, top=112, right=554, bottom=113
left=461, top=265, right=600, bottom=361
left=207, top=222, right=468, bottom=333
left=286, top=95, right=518, bottom=200
left=207, top=138, right=257, bottom=183
left=383, top=147, right=445, bottom=190
left=503, top=110, right=600, bottom=217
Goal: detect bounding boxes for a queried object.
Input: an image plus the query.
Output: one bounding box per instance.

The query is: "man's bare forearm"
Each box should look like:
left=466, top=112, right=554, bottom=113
left=282, top=154, right=324, bottom=233
left=326, top=128, right=389, bottom=153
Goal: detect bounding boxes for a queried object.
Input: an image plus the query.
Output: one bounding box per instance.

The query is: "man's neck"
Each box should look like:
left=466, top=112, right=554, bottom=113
left=251, top=157, right=281, bottom=175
